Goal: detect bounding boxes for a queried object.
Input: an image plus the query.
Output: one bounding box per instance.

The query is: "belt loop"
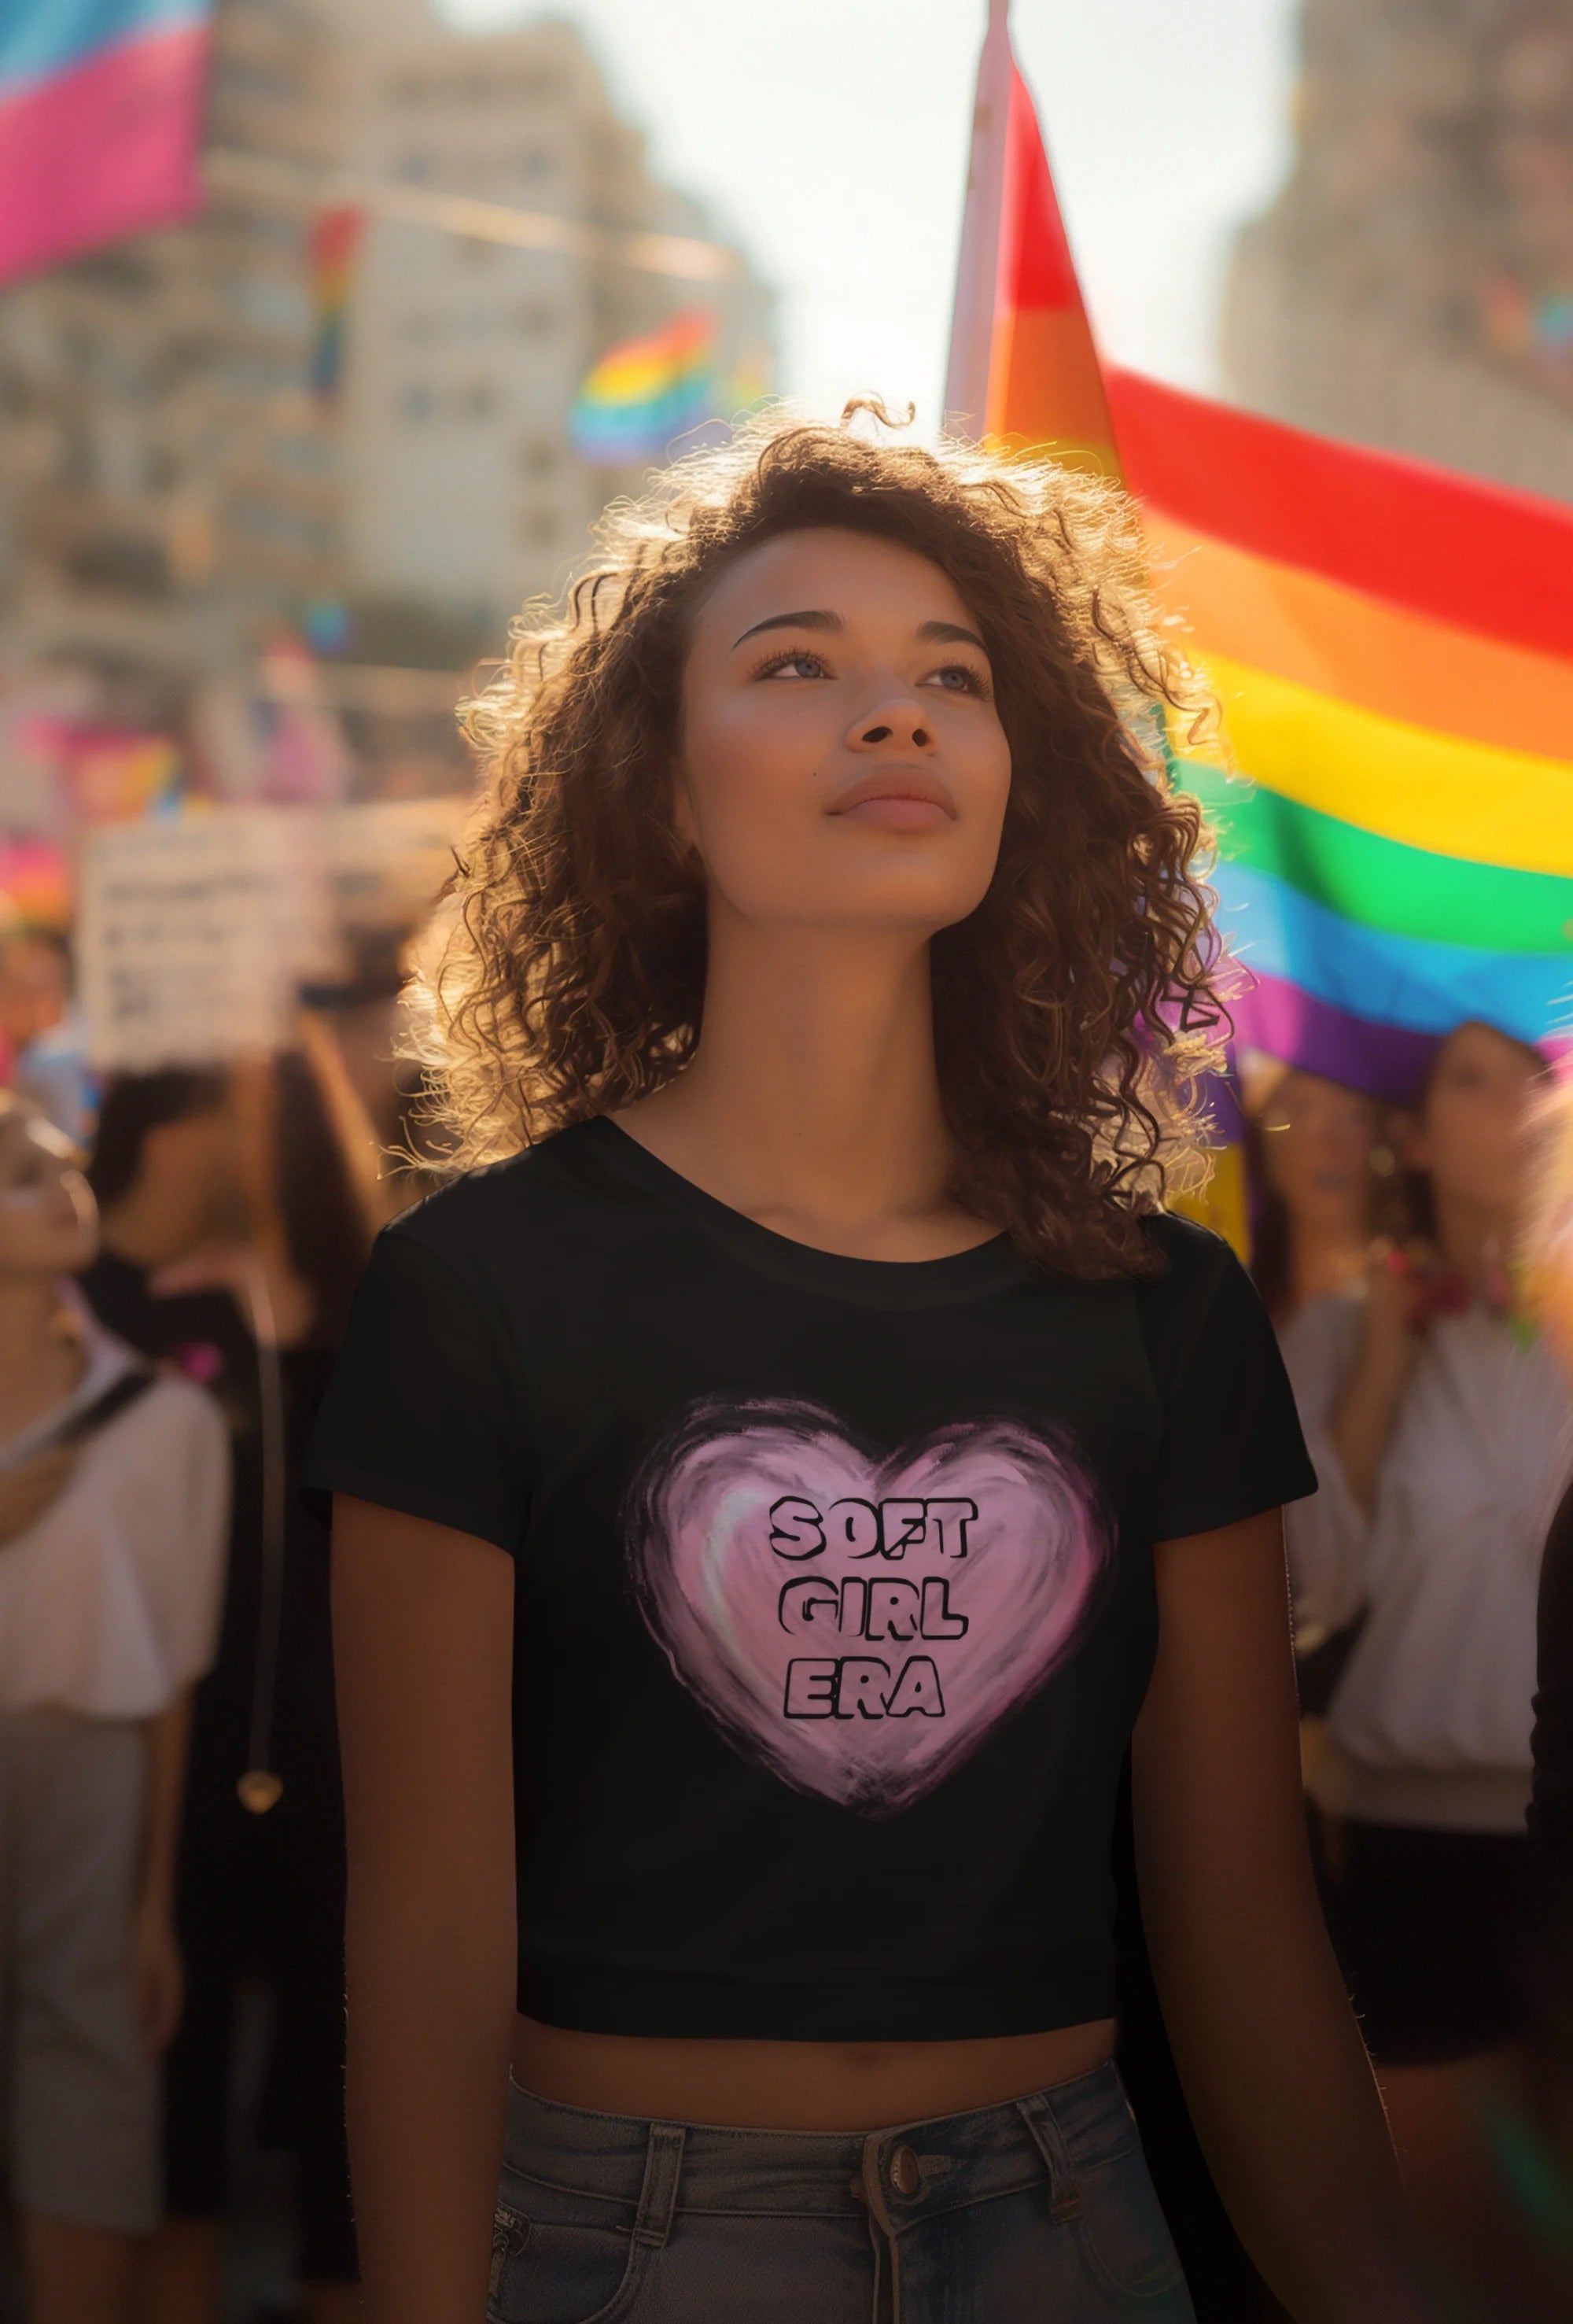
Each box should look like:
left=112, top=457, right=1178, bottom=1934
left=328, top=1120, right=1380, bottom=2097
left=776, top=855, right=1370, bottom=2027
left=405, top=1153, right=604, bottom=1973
left=1016, top=2090, right=1085, bottom=2222
left=632, top=2121, right=685, bottom=2248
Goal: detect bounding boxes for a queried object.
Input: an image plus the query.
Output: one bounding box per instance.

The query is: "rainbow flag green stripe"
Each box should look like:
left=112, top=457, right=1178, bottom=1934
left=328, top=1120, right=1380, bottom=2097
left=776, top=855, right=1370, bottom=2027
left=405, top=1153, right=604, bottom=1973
left=1177, top=762, right=1573, bottom=958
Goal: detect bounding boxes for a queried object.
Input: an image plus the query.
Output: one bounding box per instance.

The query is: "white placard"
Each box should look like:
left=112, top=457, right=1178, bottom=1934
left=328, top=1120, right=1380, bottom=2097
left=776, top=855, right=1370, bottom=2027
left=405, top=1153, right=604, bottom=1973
left=78, top=810, right=337, bottom=1071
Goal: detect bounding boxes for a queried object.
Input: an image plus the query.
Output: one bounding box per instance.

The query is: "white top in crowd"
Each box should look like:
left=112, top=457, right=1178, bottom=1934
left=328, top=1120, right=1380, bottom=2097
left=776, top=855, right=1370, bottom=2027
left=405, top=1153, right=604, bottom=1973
left=1283, top=1287, right=1572, bottom=1834
left=0, top=1307, right=229, bottom=1719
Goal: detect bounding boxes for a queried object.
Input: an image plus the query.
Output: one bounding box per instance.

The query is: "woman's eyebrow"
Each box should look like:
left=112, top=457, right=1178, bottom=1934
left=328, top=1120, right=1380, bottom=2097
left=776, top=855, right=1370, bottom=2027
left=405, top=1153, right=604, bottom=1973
left=731, top=608, right=842, bottom=649
left=918, top=619, right=988, bottom=652
left=730, top=611, right=989, bottom=654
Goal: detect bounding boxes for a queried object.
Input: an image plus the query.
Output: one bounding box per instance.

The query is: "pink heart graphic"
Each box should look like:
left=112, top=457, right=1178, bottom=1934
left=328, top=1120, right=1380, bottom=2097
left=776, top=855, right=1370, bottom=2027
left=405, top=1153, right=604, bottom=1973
left=625, top=1400, right=1107, bottom=1816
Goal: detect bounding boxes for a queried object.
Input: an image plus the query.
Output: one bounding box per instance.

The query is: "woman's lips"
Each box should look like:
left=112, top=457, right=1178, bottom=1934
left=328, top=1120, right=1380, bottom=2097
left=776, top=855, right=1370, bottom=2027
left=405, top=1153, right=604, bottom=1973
left=827, top=770, right=957, bottom=830
left=838, top=796, right=953, bottom=831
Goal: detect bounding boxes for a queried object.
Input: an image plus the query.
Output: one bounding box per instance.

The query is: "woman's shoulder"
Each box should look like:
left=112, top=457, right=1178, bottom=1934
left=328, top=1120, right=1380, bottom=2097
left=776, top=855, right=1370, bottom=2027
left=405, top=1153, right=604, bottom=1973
left=377, top=1120, right=608, bottom=1263
left=1134, top=1210, right=1252, bottom=1315
left=113, top=1361, right=229, bottom=1462
left=1141, top=1208, right=1243, bottom=1278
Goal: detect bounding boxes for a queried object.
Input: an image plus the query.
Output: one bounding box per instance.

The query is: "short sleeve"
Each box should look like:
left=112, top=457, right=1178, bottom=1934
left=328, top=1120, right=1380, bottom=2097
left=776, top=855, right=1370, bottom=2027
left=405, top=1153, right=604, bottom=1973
left=301, top=1225, right=525, bottom=1555
left=1139, top=1224, right=1318, bottom=1543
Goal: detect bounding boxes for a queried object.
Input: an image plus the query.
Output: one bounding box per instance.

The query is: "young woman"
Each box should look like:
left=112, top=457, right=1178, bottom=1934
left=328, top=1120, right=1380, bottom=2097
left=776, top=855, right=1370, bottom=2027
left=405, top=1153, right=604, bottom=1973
left=1247, top=1069, right=1384, bottom=1329
left=0, top=1097, right=227, bottom=2324
left=1283, top=1021, right=1571, bottom=2300
left=308, top=411, right=1410, bottom=2323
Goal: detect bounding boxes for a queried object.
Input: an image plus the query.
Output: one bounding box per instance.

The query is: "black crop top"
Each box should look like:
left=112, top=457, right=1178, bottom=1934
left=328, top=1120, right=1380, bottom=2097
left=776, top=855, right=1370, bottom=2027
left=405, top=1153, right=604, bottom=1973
left=304, top=1117, right=1314, bottom=2042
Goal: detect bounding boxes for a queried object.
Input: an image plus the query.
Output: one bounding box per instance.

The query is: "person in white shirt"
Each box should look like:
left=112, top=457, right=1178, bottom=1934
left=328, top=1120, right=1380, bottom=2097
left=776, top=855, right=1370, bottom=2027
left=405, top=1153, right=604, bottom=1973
left=0, top=1097, right=228, bottom=2324
left=1281, top=1020, right=1572, bottom=2298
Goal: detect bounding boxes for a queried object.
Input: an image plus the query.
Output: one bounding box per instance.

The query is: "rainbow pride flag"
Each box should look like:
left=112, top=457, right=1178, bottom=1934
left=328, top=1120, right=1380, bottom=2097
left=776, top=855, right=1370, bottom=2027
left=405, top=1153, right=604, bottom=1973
left=945, top=0, right=1112, bottom=471
left=0, top=1, right=213, bottom=288
left=947, top=0, right=1573, bottom=1123
left=1111, top=372, right=1573, bottom=1096
left=570, top=308, right=720, bottom=467
left=308, top=203, right=363, bottom=402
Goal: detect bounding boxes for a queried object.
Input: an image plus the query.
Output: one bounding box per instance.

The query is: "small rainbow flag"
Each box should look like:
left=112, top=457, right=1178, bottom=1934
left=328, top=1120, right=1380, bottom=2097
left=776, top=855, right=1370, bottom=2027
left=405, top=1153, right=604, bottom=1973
left=947, top=0, right=1573, bottom=1255
left=0, top=0, right=214, bottom=289
left=308, top=203, right=363, bottom=402
left=570, top=308, right=720, bottom=467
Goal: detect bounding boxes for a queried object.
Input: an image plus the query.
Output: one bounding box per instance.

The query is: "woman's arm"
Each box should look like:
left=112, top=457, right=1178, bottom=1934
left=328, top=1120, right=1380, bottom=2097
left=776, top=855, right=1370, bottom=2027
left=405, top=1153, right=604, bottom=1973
left=134, top=1687, right=191, bottom=2055
left=333, top=1494, right=518, bottom=2324
left=1133, top=1509, right=1413, bottom=2323
left=1328, top=1256, right=1420, bottom=1517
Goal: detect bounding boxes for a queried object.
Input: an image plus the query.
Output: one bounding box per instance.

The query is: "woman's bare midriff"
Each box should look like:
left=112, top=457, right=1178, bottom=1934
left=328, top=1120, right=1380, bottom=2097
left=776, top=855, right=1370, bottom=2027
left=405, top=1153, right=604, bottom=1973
left=510, top=2014, right=1116, bottom=2132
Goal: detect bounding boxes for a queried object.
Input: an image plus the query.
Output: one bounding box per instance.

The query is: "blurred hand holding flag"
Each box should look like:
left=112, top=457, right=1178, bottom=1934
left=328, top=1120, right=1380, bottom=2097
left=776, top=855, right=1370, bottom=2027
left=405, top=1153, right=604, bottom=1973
left=0, top=0, right=214, bottom=287
left=947, top=0, right=1573, bottom=1258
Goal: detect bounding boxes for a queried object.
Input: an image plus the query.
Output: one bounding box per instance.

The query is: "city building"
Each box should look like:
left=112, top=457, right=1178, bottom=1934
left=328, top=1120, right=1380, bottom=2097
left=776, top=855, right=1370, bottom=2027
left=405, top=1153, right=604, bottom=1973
left=333, top=1, right=776, bottom=625
left=1223, top=0, right=1573, bottom=502
left=0, top=0, right=345, bottom=720
left=0, top=0, right=775, bottom=782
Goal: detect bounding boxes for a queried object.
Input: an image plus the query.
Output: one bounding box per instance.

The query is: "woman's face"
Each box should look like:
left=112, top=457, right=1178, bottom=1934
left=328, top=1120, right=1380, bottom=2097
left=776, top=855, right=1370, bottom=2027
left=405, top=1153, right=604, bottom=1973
left=0, top=1112, right=98, bottom=1276
left=676, top=527, right=1013, bottom=939
left=1258, top=1072, right=1378, bottom=1238
left=1412, top=1022, right=1542, bottom=1220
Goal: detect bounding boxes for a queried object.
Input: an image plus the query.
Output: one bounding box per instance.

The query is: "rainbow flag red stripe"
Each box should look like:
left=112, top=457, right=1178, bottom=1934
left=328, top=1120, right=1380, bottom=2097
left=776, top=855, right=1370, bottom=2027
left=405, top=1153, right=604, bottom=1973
left=0, top=0, right=212, bottom=288
left=980, top=66, right=1116, bottom=474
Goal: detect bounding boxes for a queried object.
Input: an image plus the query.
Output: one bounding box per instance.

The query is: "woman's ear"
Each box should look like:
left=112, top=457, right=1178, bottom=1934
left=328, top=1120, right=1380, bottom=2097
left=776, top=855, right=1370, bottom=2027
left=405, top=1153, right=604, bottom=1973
left=669, top=760, right=701, bottom=860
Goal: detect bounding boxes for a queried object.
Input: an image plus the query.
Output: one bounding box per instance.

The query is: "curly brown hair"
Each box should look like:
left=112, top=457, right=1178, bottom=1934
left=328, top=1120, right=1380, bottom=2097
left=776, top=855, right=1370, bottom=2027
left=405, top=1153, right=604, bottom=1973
left=414, top=400, right=1228, bottom=1278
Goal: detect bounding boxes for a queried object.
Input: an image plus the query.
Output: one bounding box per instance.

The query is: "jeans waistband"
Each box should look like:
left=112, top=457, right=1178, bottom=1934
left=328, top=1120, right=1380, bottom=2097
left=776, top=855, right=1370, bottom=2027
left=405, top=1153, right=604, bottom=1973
left=500, top=2060, right=1137, bottom=2228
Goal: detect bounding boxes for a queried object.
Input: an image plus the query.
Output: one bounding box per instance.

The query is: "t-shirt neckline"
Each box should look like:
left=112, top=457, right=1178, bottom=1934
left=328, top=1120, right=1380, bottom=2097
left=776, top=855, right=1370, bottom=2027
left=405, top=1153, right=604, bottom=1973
left=577, top=1116, right=1031, bottom=1311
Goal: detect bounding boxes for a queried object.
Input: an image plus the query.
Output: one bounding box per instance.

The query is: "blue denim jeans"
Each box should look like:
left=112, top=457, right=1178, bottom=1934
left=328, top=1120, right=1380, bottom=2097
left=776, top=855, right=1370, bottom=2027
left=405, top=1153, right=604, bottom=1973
left=490, top=2061, right=1195, bottom=2322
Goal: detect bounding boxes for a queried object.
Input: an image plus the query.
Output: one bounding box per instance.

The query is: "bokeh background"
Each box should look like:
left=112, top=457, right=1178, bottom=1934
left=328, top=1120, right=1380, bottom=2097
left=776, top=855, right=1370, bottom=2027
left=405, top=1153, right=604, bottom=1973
left=2, top=1, right=1567, bottom=1048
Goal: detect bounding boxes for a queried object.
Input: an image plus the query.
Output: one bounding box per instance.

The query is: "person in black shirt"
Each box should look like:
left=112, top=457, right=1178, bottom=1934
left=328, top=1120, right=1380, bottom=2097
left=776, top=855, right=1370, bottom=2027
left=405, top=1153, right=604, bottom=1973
left=83, top=1054, right=373, bottom=2324
left=1533, top=1484, right=1573, bottom=1916
left=311, top=404, right=1413, bottom=2324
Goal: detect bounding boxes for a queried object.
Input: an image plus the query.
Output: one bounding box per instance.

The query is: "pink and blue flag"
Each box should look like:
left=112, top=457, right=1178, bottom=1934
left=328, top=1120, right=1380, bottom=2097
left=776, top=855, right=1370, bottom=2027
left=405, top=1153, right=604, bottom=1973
left=0, top=0, right=214, bottom=289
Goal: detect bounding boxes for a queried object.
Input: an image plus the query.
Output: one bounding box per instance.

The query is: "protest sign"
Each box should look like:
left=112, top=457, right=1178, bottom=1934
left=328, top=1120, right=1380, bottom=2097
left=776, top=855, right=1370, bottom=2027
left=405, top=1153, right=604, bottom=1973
left=78, top=810, right=337, bottom=1070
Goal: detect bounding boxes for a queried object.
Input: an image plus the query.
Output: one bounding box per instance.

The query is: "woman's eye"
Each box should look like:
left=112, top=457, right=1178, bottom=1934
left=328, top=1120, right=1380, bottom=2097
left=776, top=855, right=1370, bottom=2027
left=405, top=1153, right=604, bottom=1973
left=928, top=663, right=987, bottom=695
left=755, top=649, right=830, bottom=681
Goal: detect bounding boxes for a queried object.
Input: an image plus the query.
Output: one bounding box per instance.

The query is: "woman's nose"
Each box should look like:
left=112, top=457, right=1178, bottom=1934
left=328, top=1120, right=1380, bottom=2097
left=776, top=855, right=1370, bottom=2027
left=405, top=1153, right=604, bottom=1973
left=847, top=699, right=934, bottom=753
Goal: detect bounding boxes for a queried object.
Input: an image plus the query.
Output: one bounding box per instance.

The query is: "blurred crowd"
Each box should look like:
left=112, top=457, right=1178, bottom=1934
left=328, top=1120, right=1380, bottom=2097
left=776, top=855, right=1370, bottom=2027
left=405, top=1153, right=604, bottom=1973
left=0, top=920, right=433, bottom=2324
left=0, top=920, right=1569, bottom=2323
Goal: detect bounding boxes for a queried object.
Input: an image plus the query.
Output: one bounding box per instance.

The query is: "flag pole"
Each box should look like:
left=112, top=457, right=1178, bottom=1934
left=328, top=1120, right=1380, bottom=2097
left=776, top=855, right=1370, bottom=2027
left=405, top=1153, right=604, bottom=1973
left=942, top=0, right=1013, bottom=440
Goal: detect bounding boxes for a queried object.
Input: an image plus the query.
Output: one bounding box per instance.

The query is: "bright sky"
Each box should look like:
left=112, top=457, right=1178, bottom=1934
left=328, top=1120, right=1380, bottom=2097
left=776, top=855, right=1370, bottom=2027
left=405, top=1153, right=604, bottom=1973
left=439, top=0, right=1302, bottom=429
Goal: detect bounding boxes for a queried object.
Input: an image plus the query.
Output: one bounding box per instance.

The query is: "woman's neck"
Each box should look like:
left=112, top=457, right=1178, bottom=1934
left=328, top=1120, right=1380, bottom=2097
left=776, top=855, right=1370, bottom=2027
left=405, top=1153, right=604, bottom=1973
left=1434, top=1190, right=1515, bottom=1297
left=618, top=917, right=985, bottom=1258
left=1288, top=1222, right=1369, bottom=1310
left=0, top=1272, right=84, bottom=1437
